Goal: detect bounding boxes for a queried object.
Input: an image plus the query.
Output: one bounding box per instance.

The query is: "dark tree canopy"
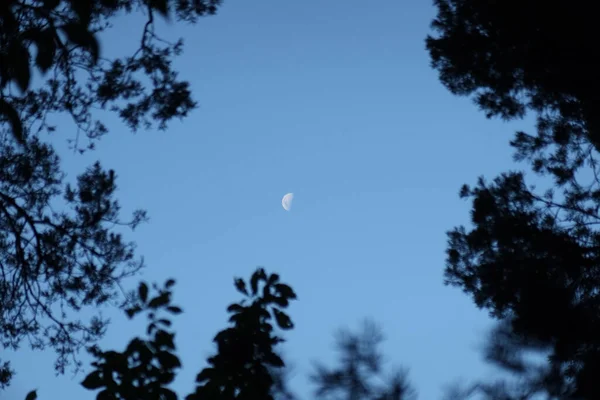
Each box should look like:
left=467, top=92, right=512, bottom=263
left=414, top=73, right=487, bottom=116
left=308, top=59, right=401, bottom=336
left=426, top=0, right=600, bottom=150
left=444, top=151, right=600, bottom=399
left=0, top=0, right=223, bottom=388
left=1, top=0, right=221, bottom=147
left=427, top=1, right=600, bottom=398
left=426, top=0, right=600, bottom=196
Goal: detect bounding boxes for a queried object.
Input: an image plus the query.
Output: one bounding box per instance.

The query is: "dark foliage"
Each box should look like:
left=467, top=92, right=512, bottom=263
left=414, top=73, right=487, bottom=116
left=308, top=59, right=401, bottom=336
left=0, top=0, right=223, bottom=388
left=426, top=0, right=600, bottom=151
left=0, top=140, right=147, bottom=386
left=82, top=278, right=183, bottom=400
left=0, top=0, right=221, bottom=147
left=75, top=267, right=296, bottom=400
left=310, top=319, right=417, bottom=400
left=445, top=173, right=600, bottom=399
left=187, top=268, right=297, bottom=400
left=427, top=1, right=600, bottom=398
left=23, top=270, right=429, bottom=400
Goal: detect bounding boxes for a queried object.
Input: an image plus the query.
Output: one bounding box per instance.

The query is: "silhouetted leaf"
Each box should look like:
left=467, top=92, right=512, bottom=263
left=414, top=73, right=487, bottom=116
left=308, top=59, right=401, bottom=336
left=147, top=322, right=156, bottom=335
left=155, top=330, right=175, bottom=349
left=166, top=306, right=182, bottom=314
left=229, top=313, right=242, bottom=324
left=268, top=273, right=280, bottom=285
left=97, top=389, right=115, bottom=400
left=24, top=389, right=37, bottom=400
left=9, top=40, right=31, bottom=92
left=196, top=367, right=215, bottom=382
left=157, top=351, right=181, bottom=369
left=157, top=318, right=172, bottom=327
left=148, top=293, right=169, bottom=309
left=160, top=388, right=178, bottom=400
left=81, top=370, right=103, bottom=389
left=0, top=98, right=25, bottom=145
left=35, top=31, right=56, bottom=73
left=234, top=278, right=248, bottom=295
left=60, top=22, right=100, bottom=63
left=274, top=283, right=297, bottom=300
left=273, top=309, right=293, bottom=330
left=270, top=295, right=289, bottom=308
left=227, top=303, right=244, bottom=313
left=125, top=306, right=142, bottom=319
left=250, top=268, right=267, bottom=295
left=165, top=279, right=176, bottom=288
left=138, top=282, right=148, bottom=303
left=266, top=352, right=285, bottom=367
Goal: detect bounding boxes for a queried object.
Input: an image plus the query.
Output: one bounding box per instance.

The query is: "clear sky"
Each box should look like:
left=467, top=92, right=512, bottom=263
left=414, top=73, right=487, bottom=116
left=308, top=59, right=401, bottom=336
left=5, top=0, right=538, bottom=399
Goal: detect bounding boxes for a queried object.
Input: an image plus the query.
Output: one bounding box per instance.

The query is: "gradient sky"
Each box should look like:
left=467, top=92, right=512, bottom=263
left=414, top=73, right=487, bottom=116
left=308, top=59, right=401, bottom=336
left=5, top=0, right=539, bottom=399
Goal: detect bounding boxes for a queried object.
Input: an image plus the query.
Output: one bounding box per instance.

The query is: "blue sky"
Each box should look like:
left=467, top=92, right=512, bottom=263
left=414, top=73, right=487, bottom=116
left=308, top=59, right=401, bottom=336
left=6, top=0, right=539, bottom=398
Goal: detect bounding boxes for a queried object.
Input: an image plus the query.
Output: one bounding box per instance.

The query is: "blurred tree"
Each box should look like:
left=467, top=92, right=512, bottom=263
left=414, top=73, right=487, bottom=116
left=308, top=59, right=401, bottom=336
left=441, top=320, right=572, bottom=400
left=310, top=319, right=417, bottom=400
left=0, top=0, right=223, bottom=388
left=427, top=1, right=600, bottom=398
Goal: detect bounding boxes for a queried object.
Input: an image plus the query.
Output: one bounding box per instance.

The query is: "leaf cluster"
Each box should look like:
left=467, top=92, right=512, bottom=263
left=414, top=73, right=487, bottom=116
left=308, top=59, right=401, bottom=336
left=81, top=278, right=183, bottom=400
left=187, top=268, right=298, bottom=400
left=57, top=268, right=298, bottom=400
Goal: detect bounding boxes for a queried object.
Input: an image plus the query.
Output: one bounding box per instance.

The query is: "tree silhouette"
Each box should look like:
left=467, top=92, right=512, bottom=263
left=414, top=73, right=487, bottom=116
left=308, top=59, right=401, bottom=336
left=427, top=1, right=600, bottom=398
left=71, top=267, right=297, bottom=400
left=186, top=268, right=297, bottom=400
left=443, top=171, right=600, bottom=398
left=426, top=0, right=600, bottom=151
left=20, top=272, right=431, bottom=400
left=0, top=0, right=223, bottom=388
left=310, top=319, right=416, bottom=400
left=80, top=278, right=183, bottom=400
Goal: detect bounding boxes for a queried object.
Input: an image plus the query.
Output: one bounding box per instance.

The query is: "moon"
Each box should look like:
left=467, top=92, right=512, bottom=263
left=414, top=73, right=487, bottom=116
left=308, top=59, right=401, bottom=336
left=282, top=193, right=294, bottom=211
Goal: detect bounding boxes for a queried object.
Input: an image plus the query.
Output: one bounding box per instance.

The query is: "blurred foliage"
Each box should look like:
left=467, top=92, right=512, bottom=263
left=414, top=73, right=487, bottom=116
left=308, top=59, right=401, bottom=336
left=310, top=319, right=417, bottom=400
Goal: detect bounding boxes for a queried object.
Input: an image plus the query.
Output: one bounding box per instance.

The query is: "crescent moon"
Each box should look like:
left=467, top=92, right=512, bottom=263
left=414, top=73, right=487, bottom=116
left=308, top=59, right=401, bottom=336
left=282, top=193, right=294, bottom=211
